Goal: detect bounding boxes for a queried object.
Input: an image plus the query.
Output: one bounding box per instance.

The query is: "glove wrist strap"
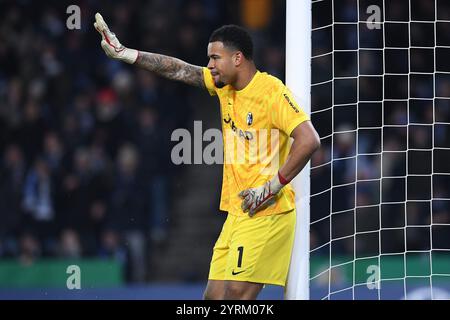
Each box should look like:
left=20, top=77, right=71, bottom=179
left=270, top=172, right=286, bottom=195
left=278, top=171, right=290, bottom=185
left=122, top=48, right=139, bottom=64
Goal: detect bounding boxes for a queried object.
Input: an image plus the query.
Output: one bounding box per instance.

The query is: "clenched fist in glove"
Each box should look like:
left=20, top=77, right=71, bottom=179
left=238, top=172, right=289, bottom=217
left=94, top=13, right=138, bottom=64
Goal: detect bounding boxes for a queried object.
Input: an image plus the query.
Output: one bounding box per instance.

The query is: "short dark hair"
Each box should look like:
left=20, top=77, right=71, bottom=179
left=209, top=25, right=254, bottom=60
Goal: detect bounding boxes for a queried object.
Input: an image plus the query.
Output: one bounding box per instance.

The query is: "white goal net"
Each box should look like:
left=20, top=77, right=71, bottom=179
left=309, top=0, right=450, bottom=300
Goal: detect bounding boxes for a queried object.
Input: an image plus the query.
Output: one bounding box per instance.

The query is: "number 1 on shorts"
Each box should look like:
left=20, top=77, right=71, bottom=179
left=237, top=246, right=244, bottom=268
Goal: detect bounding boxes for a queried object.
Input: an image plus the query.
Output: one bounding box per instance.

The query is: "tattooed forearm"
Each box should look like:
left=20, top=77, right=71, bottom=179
left=134, top=51, right=205, bottom=88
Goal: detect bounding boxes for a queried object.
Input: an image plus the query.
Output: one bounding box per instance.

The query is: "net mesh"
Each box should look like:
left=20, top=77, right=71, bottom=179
left=309, top=0, right=450, bottom=300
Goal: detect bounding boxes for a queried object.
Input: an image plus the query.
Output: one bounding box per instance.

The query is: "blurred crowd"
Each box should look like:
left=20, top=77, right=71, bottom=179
left=0, top=0, right=286, bottom=283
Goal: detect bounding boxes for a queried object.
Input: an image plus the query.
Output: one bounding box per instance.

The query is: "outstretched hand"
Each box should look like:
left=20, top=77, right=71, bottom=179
left=94, top=13, right=138, bottom=64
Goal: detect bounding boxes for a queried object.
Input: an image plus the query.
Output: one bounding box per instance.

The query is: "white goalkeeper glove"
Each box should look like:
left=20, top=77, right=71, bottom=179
left=238, top=172, right=289, bottom=217
left=94, top=13, right=138, bottom=64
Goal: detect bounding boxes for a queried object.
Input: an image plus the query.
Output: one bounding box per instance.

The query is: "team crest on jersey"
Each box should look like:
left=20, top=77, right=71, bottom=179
left=246, top=112, right=253, bottom=126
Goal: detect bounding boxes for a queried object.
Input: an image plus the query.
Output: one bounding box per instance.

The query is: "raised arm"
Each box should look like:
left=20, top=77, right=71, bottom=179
left=134, top=52, right=204, bottom=88
left=94, top=13, right=205, bottom=88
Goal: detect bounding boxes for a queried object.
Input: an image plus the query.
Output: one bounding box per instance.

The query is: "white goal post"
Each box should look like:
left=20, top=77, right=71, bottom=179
left=285, top=0, right=312, bottom=300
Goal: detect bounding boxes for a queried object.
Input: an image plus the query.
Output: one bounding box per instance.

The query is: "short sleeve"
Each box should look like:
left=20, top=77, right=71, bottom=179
left=202, top=67, right=217, bottom=96
left=271, top=87, right=310, bottom=136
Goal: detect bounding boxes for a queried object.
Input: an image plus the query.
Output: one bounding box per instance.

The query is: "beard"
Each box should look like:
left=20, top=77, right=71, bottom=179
left=215, top=80, right=226, bottom=88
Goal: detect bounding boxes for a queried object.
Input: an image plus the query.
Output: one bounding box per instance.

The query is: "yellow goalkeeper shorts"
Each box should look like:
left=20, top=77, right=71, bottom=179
left=208, top=209, right=296, bottom=287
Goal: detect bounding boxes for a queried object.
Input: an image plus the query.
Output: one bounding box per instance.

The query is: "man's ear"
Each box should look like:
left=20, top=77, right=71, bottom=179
left=234, top=51, right=243, bottom=67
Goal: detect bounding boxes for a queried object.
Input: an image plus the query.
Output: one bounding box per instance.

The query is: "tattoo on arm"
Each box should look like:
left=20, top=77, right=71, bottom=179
left=134, top=51, right=205, bottom=89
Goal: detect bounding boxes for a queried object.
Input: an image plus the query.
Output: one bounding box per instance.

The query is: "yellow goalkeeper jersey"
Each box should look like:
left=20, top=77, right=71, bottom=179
left=203, top=67, right=309, bottom=217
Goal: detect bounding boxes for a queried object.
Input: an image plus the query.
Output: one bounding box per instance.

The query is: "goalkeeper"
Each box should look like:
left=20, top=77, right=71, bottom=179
left=95, top=13, right=320, bottom=300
